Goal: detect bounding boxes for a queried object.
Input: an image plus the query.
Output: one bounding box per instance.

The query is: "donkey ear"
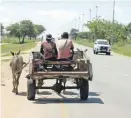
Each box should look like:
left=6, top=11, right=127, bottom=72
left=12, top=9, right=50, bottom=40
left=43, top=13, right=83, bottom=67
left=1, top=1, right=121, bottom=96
left=10, top=50, right=14, bottom=56
left=17, top=49, right=21, bottom=55
left=84, top=49, right=88, bottom=52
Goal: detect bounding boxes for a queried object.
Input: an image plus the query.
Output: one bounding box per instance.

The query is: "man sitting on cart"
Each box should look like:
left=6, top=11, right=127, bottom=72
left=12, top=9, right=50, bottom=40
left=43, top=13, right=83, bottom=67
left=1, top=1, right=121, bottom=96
left=56, top=32, right=74, bottom=61
left=40, top=34, right=58, bottom=61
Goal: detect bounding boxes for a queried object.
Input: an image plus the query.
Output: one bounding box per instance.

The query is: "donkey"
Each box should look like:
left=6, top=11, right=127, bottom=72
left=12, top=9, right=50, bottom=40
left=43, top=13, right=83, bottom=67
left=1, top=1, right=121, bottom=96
left=10, top=50, right=26, bottom=94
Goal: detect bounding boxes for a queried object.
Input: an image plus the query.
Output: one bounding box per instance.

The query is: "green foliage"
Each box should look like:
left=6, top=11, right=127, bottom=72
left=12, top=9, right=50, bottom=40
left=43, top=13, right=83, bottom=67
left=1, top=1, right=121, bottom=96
left=70, top=28, right=79, bottom=39
left=6, top=20, right=45, bottom=43
left=85, top=19, right=129, bottom=43
left=77, top=32, right=90, bottom=39
left=6, top=23, right=21, bottom=38
left=32, top=24, right=45, bottom=38
left=0, top=23, right=4, bottom=36
left=127, top=23, right=131, bottom=39
left=74, top=38, right=94, bottom=47
left=2, top=36, right=38, bottom=44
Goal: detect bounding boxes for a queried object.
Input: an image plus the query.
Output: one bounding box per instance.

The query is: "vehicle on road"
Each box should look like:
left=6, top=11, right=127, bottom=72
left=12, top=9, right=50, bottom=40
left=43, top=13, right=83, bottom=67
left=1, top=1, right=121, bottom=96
left=26, top=48, right=93, bottom=101
left=93, top=39, right=111, bottom=55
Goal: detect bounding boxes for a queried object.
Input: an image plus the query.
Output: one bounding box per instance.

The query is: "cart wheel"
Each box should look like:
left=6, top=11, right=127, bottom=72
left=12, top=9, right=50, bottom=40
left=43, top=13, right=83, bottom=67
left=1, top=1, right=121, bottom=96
left=27, top=79, right=36, bottom=100
left=80, top=79, right=89, bottom=100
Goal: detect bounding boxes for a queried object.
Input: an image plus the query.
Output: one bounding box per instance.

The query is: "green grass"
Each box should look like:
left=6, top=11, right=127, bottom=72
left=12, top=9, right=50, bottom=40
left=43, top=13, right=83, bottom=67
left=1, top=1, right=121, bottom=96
left=74, top=39, right=131, bottom=57
left=74, top=39, right=94, bottom=48
left=1, top=59, right=11, bottom=62
left=2, top=37, right=39, bottom=44
left=1, top=37, right=38, bottom=56
left=112, top=41, right=131, bottom=57
left=1, top=52, right=29, bottom=57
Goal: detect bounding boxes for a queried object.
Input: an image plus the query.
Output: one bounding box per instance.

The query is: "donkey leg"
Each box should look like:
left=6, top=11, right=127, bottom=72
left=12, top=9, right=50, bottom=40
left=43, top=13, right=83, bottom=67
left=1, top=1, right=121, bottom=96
left=12, top=74, right=16, bottom=93
left=15, top=73, right=21, bottom=94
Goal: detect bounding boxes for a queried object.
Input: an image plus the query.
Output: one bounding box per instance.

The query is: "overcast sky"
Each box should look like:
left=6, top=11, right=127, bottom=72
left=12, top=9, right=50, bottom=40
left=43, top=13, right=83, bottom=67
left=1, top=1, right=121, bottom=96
left=0, top=0, right=131, bottom=37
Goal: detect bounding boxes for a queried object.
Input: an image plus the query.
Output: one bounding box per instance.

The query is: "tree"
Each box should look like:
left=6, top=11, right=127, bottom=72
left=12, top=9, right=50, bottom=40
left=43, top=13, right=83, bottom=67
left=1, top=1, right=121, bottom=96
left=70, top=28, right=79, bottom=40
left=33, top=24, right=45, bottom=39
left=127, top=23, right=131, bottom=39
left=77, top=32, right=90, bottom=39
left=20, top=20, right=34, bottom=43
left=5, top=20, right=46, bottom=43
left=6, top=23, right=21, bottom=43
left=0, top=23, right=4, bottom=36
left=85, top=18, right=128, bottom=43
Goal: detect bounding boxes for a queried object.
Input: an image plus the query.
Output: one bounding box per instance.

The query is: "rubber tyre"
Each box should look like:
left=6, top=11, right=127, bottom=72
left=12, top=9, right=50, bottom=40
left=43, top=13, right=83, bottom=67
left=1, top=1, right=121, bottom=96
left=80, top=79, right=89, bottom=100
left=27, top=79, right=36, bottom=100
left=93, top=50, right=96, bottom=54
left=95, top=51, right=98, bottom=54
left=106, top=52, right=110, bottom=55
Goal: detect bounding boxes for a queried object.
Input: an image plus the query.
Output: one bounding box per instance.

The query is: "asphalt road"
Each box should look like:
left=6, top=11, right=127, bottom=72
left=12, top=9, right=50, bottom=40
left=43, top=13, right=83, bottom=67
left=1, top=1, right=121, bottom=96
left=1, top=42, right=131, bottom=118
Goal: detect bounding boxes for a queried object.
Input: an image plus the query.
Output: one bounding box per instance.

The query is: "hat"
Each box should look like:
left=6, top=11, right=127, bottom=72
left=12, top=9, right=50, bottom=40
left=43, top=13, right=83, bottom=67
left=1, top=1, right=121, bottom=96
left=46, top=34, right=53, bottom=40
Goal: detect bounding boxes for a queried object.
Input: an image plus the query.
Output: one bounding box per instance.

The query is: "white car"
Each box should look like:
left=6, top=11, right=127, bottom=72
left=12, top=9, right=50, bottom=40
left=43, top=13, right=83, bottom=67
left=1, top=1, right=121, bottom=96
left=93, top=39, right=111, bottom=55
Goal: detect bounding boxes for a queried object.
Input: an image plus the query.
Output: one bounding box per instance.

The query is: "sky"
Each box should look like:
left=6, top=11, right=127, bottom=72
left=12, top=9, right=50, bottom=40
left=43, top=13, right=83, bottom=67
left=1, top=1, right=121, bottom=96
left=0, top=0, right=131, bottom=37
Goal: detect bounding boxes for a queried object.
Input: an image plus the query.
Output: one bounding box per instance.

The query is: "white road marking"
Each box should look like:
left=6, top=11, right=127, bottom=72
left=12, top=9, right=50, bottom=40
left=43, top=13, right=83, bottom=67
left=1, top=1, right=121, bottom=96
left=122, top=73, right=128, bottom=76
left=104, top=65, right=108, bottom=67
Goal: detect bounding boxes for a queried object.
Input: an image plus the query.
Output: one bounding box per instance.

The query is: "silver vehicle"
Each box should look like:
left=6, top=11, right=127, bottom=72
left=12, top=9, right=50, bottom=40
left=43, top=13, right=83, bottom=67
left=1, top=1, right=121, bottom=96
left=93, top=39, right=111, bottom=55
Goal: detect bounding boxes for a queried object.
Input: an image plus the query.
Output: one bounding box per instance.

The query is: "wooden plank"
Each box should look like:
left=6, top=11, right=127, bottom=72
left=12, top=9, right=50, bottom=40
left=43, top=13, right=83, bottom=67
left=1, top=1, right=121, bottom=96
left=34, top=59, right=77, bottom=64
left=33, top=71, right=88, bottom=77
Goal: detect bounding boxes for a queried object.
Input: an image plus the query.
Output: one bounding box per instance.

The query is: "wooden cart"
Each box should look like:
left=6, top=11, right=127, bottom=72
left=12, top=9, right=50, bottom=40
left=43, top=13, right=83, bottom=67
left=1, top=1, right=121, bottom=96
left=26, top=48, right=93, bottom=100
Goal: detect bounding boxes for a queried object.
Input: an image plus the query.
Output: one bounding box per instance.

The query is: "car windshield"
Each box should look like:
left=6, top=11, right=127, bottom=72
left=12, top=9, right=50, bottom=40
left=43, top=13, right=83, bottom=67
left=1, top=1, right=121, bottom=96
left=97, top=41, right=109, bottom=45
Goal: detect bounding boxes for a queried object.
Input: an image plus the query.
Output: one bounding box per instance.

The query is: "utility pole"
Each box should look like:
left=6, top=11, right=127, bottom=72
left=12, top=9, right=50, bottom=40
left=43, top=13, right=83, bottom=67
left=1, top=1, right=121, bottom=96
left=78, top=17, right=80, bottom=31
left=89, top=9, right=92, bottom=41
left=95, top=6, right=98, bottom=41
left=72, top=19, right=74, bottom=29
left=89, top=9, right=92, bottom=21
left=82, top=14, right=84, bottom=32
left=95, top=6, right=98, bottom=20
left=75, top=18, right=77, bottom=30
left=112, top=0, right=115, bottom=45
left=74, top=18, right=77, bottom=40
left=112, top=0, right=115, bottom=24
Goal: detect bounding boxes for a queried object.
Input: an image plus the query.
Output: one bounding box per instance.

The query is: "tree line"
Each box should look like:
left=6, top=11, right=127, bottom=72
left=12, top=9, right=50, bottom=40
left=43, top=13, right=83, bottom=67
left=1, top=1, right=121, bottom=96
left=70, top=18, right=131, bottom=44
left=0, top=20, right=45, bottom=43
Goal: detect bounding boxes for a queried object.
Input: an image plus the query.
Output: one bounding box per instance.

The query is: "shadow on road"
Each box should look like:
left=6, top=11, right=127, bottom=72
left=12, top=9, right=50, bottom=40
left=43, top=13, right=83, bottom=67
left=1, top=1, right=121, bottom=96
left=1, top=83, right=6, bottom=86
left=95, top=53, right=113, bottom=56
left=18, top=92, right=27, bottom=96
left=89, top=92, right=100, bottom=96
left=17, top=90, right=52, bottom=96
left=33, top=97, right=104, bottom=104
left=33, top=91, right=103, bottom=104
left=62, top=91, right=100, bottom=96
left=63, top=91, right=78, bottom=95
left=38, top=91, right=52, bottom=95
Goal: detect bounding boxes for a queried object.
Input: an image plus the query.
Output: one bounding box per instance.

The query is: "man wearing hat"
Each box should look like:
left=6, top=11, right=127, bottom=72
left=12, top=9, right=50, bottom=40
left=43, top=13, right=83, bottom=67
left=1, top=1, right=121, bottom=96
left=40, top=34, right=58, bottom=61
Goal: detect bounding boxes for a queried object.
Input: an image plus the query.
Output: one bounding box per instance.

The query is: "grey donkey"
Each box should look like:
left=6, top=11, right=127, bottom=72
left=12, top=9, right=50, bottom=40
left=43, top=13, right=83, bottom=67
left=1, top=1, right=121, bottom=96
left=10, top=50, right=27, bottom=94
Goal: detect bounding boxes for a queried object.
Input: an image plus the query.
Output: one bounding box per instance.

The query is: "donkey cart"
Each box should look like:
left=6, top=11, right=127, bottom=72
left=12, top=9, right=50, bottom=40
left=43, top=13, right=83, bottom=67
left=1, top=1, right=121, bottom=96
left=26, top=48, right=93, bottom=101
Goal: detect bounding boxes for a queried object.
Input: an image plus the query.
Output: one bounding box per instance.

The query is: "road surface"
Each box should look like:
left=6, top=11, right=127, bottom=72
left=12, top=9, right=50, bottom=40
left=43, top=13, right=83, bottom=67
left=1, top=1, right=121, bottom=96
left=1, top=42, right=131, bottom=118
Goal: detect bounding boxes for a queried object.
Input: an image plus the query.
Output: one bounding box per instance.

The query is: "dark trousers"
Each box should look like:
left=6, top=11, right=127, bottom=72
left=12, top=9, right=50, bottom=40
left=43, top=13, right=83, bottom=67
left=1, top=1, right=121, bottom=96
left=57, top=56, right=73, bottom=61
left=44, top=57, right=57, bottom=69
